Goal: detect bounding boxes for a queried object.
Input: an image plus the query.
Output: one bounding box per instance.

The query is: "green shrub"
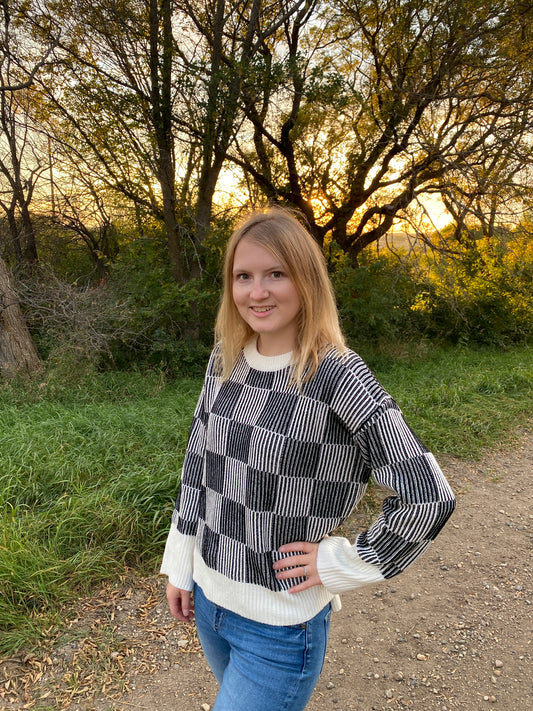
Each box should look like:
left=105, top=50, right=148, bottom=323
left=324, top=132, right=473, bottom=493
left=18, top=233, right=218, bottom=377
left=411, top=228, right=533, bottom=346
left=332, top=252, right=418, bottom=344
left=106, top=234, right=218, bottom=375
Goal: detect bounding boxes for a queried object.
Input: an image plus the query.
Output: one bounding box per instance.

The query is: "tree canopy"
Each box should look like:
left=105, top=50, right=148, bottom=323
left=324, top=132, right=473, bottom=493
left=1, top=0, right=531, bottom=269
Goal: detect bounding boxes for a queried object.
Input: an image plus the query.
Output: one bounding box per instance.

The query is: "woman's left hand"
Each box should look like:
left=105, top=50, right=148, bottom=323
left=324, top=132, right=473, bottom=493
left=273, top=541, right=321, bottom=593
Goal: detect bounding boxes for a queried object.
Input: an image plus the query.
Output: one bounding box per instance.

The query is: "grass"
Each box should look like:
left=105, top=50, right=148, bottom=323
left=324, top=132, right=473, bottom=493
left=361, top=343, right=533, bottom=458
left=0, top=369, right=202, bottom=654
left=1, top=345, right=532, bottom=655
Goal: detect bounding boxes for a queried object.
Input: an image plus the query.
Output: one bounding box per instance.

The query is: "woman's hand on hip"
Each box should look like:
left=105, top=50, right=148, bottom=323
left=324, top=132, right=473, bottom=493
left=273, top=541, right=322, bottom=593
left=166, top=581, right=194, bottom=622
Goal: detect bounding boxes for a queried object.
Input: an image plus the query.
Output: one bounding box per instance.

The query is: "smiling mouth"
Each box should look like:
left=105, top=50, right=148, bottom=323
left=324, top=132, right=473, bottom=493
left=251, top=306, right=274, bottom=313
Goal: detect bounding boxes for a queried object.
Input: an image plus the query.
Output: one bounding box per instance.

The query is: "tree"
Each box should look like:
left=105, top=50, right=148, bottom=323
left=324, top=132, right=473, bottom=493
left=0, top=0, right=51, bottom=263
left=0, top=253, right=42, bottom=377
left=32, top=0, right=311, bottom=283
left=11, top=0, right=533, bottom=282
left=227, top=0, right=533, bottom=263
left=174, top=0, right=310, bottom=260
left=31, top=0, right=192, bottom=281
left=0, top=0, right=55, bottom=377
left=148, top=0, right=185, bottom=281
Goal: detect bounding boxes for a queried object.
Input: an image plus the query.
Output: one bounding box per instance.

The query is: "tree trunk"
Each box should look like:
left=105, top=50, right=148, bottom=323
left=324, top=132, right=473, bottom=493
left=19, top=200, right=39, bottom=263
left=149, top=0, right=185, bottom=283
left=194, top=0, right=262, bottom=254
left=0, top=255, right=42, bottom=378
left=6, top=204, right=23, bottom=262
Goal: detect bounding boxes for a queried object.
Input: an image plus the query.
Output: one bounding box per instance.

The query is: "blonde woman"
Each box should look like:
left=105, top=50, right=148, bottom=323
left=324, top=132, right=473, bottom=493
left=161, top=207, right=455, bottom=710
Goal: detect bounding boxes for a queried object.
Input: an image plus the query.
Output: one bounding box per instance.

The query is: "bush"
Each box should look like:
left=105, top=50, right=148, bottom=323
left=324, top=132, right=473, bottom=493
left=107, top=235, right=218, bottom=375
left=332, top=252, right=419, bottom=345
left=17, top=232, right=218, bottom=377
left=16, top=267, right=137, bottom=368
left=16, top=214, right=533, bottom=371
left=412, top=227, right=533, bottom=346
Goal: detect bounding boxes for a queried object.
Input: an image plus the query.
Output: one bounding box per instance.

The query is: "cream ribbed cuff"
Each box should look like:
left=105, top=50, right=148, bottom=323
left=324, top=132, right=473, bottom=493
left=317, top=536, right=385, bottom=593
left=160, top=525, right=195, bottom=590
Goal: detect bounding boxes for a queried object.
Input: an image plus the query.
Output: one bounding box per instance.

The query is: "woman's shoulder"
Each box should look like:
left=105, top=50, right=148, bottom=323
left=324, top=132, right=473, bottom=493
left=311, top=346, right=389, bottom=408
left=320, top=345, right=371, bottom=379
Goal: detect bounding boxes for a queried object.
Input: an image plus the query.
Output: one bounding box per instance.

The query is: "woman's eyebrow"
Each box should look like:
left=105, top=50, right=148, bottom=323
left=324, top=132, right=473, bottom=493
left=232, top=263, right=284, bottom=273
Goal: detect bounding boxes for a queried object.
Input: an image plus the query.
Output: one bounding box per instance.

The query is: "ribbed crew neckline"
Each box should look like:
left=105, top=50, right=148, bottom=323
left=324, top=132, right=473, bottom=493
left=243, top=338, right=293, bottom=372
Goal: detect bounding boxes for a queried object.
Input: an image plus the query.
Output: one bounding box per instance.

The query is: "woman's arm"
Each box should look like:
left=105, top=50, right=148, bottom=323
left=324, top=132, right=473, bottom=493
left=274, top=397, right=455, bottom=594
left=316, top=400, right=455, bottom=593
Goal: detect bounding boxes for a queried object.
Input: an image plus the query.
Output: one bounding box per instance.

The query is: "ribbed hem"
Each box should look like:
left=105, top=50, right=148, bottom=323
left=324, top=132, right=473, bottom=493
left=317, top=536, right=385, bottom=593
left=243, top=338, right=293, bottom=371
left=192, top=548, right=341, bottom=625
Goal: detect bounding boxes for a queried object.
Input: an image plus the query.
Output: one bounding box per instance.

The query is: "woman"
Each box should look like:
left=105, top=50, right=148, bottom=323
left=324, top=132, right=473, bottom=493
left=161, top=207, right=456, bottom=710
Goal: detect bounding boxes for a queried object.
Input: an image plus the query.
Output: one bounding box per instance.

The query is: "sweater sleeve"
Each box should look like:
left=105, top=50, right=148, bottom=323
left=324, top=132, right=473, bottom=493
left=318, top=362, right=456, bottom=593
left=171, top=385, right=208, bottom=538
left=160, top=524, right=196, bottom=590
left=159, top=367, right=211, bottom=588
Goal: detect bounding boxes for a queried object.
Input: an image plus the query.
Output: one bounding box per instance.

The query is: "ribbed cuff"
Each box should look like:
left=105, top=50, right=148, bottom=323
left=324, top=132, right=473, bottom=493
left=317, top=536, right=385, bottom=593
left=159, top=525, right=195, bottom=590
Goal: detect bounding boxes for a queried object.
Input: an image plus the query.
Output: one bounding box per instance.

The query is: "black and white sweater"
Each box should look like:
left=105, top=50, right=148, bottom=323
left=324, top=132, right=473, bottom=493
left=161, top=339, right=456, bottom=625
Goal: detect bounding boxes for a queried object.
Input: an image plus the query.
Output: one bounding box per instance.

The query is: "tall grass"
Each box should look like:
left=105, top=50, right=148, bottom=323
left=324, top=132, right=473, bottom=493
left=0, top=370, right=202, bottom=654
left=1, top=346, right=532, bottom=654
left=361, top=344, right=533, bottom=457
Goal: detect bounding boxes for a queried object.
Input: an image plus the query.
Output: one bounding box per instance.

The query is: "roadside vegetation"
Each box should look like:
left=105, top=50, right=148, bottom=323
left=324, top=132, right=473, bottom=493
left=2, top=191, right=532, bottom=659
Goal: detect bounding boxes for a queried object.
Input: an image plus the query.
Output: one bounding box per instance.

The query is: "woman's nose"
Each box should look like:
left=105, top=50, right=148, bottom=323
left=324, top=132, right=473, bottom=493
left=250, top=279, right=268, bottom=300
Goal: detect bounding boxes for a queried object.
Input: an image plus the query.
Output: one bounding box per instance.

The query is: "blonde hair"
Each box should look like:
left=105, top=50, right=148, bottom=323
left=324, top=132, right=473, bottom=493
left=214, top=206, right=346, bottom=384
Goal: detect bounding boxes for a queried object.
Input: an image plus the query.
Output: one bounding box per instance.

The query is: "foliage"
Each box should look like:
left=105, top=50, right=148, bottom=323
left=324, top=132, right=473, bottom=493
left=14, top=215, right=533, bottom=372
left=232, top=0, right=533, bottom=261
left=107, top=231, right=218, bottom=374
left=4, top=0, right=532, bottom=277
left=14, top=213, right=226, bottom=376
left=0, top=370, right=203, bottom=653
left=332, top=222, right=533, bottom=348
left=29, top=216, right=101, bottom=280
left=411, top=226, right=533, bottom=346
left=331, top=250, right=419, bottom=344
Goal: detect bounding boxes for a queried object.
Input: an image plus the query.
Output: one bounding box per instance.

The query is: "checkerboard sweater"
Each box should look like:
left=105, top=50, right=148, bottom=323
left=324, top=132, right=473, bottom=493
left=161, top=339, right=456, bottom=625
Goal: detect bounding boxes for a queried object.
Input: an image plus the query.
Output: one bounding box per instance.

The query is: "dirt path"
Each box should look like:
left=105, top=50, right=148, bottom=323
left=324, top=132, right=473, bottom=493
left=2, top=428, right=532, bottom=711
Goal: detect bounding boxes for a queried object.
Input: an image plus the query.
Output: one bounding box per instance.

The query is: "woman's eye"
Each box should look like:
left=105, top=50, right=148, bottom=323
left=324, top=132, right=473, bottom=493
left=236, top=273, right=249, bottom=281
left=271, top=271, right=283, bottom=279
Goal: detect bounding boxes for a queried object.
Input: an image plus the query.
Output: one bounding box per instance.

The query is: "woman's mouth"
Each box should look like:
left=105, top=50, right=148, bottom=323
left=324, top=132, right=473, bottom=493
left=251, top=306, right=275, bottom=314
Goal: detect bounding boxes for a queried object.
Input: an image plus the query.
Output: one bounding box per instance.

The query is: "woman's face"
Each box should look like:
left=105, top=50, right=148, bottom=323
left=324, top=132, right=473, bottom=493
left=232, top=238, right=301, bottom=356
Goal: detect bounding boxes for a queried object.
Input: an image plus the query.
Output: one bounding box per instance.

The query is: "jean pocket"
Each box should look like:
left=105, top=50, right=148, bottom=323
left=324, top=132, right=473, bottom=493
left=284, top=622, right=307, bottom=630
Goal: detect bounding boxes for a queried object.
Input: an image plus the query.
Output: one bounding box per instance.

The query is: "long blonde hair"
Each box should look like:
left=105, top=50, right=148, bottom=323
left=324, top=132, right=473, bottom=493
left=214, top=206, right=346, bottom=384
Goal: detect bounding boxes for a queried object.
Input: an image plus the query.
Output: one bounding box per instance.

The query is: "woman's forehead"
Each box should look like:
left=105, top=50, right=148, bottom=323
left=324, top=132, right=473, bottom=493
left=233, top=238, right=283, bottom=268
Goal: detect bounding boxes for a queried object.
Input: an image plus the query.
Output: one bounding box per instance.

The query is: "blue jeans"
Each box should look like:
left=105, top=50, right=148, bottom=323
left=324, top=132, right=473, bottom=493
left=193, top=584, right=331, bottom=711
